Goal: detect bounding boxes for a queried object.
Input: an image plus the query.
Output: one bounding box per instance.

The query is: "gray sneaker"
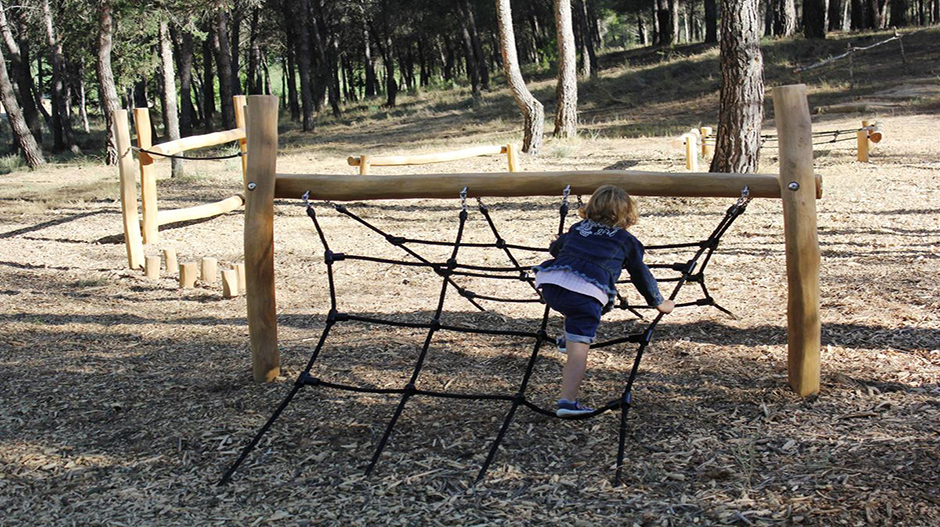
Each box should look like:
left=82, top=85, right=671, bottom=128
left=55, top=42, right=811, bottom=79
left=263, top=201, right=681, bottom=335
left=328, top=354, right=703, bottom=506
left=556, top=399, right=594, bottom=417
left=556, top=336, right=567, bottom=354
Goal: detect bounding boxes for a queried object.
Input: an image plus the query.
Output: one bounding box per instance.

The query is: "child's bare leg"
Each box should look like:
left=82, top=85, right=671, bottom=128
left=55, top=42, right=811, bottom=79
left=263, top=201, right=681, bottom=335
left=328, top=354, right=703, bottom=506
left=560, top=341, right=590, bottom=402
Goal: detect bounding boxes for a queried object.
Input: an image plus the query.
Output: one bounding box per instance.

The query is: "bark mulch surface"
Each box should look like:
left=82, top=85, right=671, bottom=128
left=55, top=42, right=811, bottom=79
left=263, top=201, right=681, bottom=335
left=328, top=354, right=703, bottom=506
left=0, top=114, right=938, bottom=526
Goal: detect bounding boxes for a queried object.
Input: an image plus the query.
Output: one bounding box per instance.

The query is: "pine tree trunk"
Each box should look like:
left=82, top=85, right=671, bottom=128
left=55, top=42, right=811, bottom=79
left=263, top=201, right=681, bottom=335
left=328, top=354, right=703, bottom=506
left=173, top=25, right=196, bottom=137
left=230, top=5, right=242, bottom=96
left=0, top=40, right=43, bottom=167
left=576, top=0, right=597, bottom=77
left=710, top=0, right=764, bottom=173
left=290, top=0, right=315, bottom=130
left=890, top=0, right=910, bottom=25
left=553, top=0, right=578, bottom=138
left=803, top=0, right=828, bottom=38
left=460, top=20, right=480, bottom=94
left=77, top=62, right=89, bottom=133
left=0, top=1, right=41, bottom=144
left=201, top=31, right=216, bottom=132
left=705, top=0, right=719, bottom=42
left=496, top=0, right=545, bottom=154
left=247, top=8, right=261, bottom=94
left=774, top=0, right=798, bottom=36
left=159, top=21, right=183, bottom=178
left=462, top=0, right=489, bottom=90
left=42, top=0, right=80, bottom=154
left=669, top=0, right=680, bottom=44
left=829, top=0, right=844, bottom=29
left=362, top=10, right=377, bottom=97
left=214, top=1, right=236, bottom=129
left=285, top=46, right=300, bottom=121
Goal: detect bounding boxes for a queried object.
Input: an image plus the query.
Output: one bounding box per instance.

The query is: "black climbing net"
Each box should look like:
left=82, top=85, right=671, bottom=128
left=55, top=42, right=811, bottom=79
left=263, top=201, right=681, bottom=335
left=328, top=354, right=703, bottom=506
left=219, top=186, right=753, bottom=485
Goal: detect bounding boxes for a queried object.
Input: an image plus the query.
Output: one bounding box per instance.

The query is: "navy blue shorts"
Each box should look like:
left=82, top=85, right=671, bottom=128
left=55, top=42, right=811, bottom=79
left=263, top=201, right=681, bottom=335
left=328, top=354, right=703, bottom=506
left=540, top=284, right=603, bottom=344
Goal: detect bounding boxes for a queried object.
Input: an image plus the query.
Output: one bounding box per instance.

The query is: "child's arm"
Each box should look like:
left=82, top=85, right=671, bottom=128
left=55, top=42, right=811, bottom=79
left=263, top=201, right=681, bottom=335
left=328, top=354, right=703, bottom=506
left=623, top=240, right=672, bottom=312
left=548, top=233, right=568, bottom=257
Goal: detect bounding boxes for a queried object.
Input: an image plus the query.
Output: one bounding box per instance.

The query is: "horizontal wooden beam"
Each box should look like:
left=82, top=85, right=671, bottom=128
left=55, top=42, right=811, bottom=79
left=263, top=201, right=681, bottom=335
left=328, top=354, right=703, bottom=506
left=148, top=128, right=246, bottom=158
left=156, top=195, right=245, bottom=226
left=347, top=145, right=506, bottom=167
left=273, top=171, right=823, bottom=201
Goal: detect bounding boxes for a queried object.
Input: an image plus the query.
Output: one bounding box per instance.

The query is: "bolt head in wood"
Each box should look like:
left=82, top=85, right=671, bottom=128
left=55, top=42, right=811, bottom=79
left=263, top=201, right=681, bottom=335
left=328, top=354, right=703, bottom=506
left=247, top=182, right=257, bottom=190
left=788, top=182, right=800, bottom=191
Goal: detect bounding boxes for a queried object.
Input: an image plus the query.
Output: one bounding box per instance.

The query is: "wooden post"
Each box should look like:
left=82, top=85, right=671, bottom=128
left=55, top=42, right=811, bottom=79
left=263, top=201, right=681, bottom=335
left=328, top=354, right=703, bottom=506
left=234, top=95, right=249, bottom=188
left=222, top=269, right=239, bottom=298
left=506, top=143, right=519, bottom=172
left=163, top=248, right=177, bottom=277
left=145, top=255, right=161, bottom=279
left=179, top=262, right=198, bottom=288
left=857, top=119, right=870, bottom=162
left=235, top=262, right=246, bottom=293
left=359, top=154, right=371, bottom=175
left=773, top=84, right=821, bottom=398
left=133, top=108, right=159, bottom=244
left=244, top=95, right=280, bottom=383
left=700, top=126, right=713, bottom=157
left=684, top=134, right=699, bottom=171
left=113, top=109, right=145, bottom=269
left=201, top=257, right=218, bottom=284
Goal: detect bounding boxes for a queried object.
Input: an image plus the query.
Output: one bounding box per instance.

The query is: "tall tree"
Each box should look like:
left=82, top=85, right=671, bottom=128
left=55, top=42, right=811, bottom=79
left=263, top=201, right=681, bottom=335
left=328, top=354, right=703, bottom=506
left=41, top=0, right=80, bottom=154
left=496, top=0, right=544, bottom=154
left=214, top=0, right=236, bottom=129
left=773, top=0, right=797, bottom=36
left=803, top=0, right=828, bottom=38
left=704, top=0, right=718, bottom=42
left=288, top=0, right=315, bottom=130
left=172, top=24, right=196, bottom=137
left=553, top=0, right=577, bottom=138
left=159, top=20, right=183, bottom=177
left=710, top=0, right=764, bottom=173
left=0, top=36, right=43, bottom=167
left=0, top=1, right=40, bottom=143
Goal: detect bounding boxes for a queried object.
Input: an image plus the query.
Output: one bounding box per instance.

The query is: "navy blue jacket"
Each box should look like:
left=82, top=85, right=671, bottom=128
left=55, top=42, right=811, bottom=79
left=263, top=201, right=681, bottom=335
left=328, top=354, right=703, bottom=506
left=533, top=219, right=664, bottom=311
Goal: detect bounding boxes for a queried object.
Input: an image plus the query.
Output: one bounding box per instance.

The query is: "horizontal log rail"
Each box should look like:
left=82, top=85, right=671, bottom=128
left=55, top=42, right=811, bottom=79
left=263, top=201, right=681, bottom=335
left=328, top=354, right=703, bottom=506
left=148, top=128, right=246, bottom=159
left=347, top=145, right=507, bottom=167
left=155, top=195, right=245, bottom=226
left=273, top=171, right=823, bottom=202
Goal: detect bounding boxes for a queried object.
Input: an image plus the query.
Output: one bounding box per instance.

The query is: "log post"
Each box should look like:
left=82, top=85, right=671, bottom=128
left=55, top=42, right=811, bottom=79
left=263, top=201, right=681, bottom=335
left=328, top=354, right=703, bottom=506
left=163, top=248, right=177, bottom=277
left=857, top=119, right=870, bottom=162
left=359, top=154, right=371, bottom=175
left=684, top=134, right=699, bottom=171
left=506, top=143, right=519, bottom=172
left=773, top=84, right=821, bottom=398
left=222, top=269, right=238, bottom=298
left=179, top=262, right=197, bottom=288
left=133, top=108, right=159, bottom=244
left=235, top=262, right=246, bottom=293
left=145, top=255, right=161, bottom=279
left=244, top=95, right=280, bottom=383
left=234, top=95, right=248, bottom=188
left=113, top=109, right=145, bottom=269
left=201, top=257, right=218, bottom=284
left=700, top=126, right=713, bottom=157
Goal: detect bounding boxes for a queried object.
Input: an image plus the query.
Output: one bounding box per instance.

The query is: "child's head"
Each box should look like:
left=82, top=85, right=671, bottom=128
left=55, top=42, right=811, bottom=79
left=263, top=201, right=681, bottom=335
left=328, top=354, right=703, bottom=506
left=579, top=185, right=638, bottom=229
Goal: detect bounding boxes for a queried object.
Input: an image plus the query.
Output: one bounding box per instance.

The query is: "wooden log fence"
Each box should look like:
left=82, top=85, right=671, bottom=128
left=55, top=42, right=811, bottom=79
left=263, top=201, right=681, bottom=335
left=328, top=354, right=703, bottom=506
left=689, top=120, right=884, bottom=169
left=242, top=85, right=823, bottom=396
left=348, top=144, right=520, bottom=175
left=113, top=95, right=250, bottom=266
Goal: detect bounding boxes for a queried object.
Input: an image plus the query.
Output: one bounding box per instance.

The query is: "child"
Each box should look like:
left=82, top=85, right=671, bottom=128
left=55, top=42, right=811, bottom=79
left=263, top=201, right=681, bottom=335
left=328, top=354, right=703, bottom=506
left=533, top=185, right=674, bottom=417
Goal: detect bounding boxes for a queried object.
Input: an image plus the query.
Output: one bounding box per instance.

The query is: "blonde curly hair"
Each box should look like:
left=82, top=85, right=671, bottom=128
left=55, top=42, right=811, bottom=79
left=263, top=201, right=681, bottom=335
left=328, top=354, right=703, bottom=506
left=578, top=185, right=638, bottom=229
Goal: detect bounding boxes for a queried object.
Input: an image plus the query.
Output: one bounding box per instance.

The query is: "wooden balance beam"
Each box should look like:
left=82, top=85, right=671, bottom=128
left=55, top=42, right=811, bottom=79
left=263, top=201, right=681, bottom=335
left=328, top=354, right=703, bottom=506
left=114, top=95, right=250, bottom=266
left=242, top=85, right=821, bottom=397
left=347, top=144, right=519, bottom=175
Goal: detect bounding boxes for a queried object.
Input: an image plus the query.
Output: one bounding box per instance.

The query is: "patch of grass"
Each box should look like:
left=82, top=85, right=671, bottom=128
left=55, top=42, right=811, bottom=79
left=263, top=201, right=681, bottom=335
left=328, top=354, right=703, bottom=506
left=547, top=144, right=577, bottom=158
left=0, top=154, right=26, bottom=175
left=72, top=277, right=109, bottom=288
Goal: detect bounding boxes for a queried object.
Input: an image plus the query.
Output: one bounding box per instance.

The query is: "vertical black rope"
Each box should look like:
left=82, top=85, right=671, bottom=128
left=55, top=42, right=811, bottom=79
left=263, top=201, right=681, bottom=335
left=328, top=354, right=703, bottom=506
left=365, top=199, right=469, bottom=476
left=476, top=190, right=571, bottom=482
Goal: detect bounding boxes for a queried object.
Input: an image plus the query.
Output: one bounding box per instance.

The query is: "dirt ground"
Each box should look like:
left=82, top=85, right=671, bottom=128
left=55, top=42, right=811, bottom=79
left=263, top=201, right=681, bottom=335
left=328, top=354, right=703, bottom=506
left=1, top=88, right=939, bottom=525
